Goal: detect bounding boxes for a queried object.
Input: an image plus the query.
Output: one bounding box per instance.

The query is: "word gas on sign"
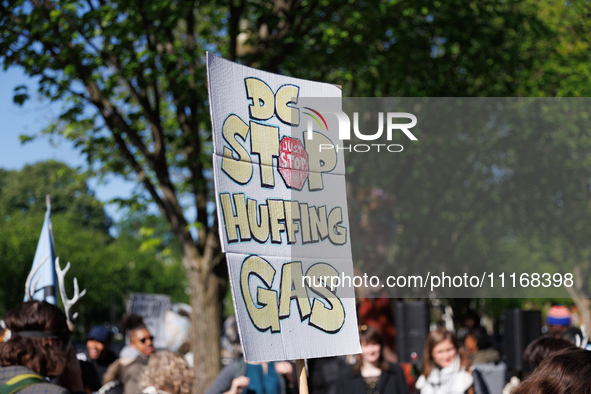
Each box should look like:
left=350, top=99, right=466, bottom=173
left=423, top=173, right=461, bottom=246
left=240, top=255, right=345, bottom=334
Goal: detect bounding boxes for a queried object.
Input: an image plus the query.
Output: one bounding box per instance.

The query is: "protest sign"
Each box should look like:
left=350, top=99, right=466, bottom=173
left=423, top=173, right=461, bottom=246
left=207, top=53, right=360, bottom=362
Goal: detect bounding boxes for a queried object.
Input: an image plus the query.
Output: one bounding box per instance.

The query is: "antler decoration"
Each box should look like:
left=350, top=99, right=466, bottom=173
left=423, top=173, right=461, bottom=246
left=24, top=255, right=48, bottom=301
left=578, top=325, right=589, bottom=349
left=55, top=257, right=87, bottom=323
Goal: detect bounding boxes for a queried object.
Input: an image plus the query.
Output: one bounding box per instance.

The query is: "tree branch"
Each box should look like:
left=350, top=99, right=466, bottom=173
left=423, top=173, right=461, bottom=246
left=229, top=0, right=246, bottom=61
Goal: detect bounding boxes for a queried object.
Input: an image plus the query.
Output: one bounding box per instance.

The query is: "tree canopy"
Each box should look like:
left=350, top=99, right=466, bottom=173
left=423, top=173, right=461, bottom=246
left=0, top=161, right=189, bottom=326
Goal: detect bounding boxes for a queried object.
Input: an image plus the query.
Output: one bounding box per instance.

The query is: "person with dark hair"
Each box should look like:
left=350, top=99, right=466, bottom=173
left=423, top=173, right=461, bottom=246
left=416, top=328, right=488, bottom=394
left=103, top=325, right=154, bottom=394
left=79, top=361, right=102, bottom=393
left=336, top=325, right=409, bottom=394
left=0, top=301, right=84, bottom=394
left=117, top=315, right=150, bottom=360
left=120, top=316, right=146, bottom=336
left=513, top=347, right=591, bottom=394
left=522, top=336, right=575, bottom=369
left=127, top=326, right=155, bottom=360
left=119, top=326, right=153, bottom=394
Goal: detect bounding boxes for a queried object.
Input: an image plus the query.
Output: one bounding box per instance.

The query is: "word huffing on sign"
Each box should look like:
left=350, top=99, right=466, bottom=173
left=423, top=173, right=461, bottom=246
left=219, top=193, right=347, bottom=246
left=208, top=53, right=360, bottom=362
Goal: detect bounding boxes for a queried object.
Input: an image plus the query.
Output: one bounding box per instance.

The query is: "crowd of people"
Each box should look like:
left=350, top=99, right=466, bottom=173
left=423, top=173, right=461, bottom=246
left=1, top=301, right=590, bottom=394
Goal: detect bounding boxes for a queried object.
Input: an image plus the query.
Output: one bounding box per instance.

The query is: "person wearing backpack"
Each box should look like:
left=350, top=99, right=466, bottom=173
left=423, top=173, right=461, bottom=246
left=0, top=301, right=84, bottom=394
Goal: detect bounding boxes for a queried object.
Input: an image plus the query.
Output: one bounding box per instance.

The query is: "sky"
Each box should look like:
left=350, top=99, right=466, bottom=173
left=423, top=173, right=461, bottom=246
left=0, top=67, right=135, bottom=222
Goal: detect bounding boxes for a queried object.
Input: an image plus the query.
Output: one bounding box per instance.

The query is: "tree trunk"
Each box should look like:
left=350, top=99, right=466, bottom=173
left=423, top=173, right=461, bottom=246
left=187, top=254, right=226, bottom=394
left=565, top=266, right=591, bottom=330
left=573, top=297, right=591, bottom=331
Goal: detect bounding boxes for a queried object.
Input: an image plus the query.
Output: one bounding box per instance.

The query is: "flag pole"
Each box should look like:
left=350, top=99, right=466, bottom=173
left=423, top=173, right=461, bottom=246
left=296, top=359, right=309, bottom=394
left=46, top=195, right=56, bottom=251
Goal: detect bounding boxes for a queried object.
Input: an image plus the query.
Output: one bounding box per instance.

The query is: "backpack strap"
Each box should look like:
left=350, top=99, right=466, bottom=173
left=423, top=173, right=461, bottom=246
left=0, top=374, right=46, bottom=394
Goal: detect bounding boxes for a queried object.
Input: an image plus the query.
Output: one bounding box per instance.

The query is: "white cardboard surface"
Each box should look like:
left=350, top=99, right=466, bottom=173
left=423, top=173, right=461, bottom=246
left=207, top=53, right=360, bottom=362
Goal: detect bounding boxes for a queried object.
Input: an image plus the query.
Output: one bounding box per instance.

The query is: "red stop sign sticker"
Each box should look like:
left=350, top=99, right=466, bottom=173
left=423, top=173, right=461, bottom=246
left=279, top=136, right=309, bottom=190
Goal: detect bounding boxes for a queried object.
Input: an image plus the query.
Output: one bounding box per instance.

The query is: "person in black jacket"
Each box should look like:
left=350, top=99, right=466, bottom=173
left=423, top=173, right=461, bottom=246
left=336, top=325, right=409, bottom=394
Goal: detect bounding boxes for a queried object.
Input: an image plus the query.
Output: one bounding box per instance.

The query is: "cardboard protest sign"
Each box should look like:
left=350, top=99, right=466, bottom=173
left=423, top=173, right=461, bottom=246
left=207, top=53, right=360, bottom=362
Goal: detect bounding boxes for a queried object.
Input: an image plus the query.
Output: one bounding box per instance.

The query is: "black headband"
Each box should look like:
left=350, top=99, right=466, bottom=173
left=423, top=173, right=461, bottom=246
left=14, top=331, right=60, bottom=339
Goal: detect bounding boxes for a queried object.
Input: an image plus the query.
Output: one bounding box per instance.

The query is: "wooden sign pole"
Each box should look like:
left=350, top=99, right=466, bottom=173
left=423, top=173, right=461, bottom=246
left=296, top=359, right=309, bottom=394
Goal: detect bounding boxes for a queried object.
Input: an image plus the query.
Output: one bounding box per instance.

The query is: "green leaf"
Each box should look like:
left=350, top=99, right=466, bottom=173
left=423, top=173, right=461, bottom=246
left=18, top=134, right=35, bottom=144
left=13, top=85, right=29, bottom=106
